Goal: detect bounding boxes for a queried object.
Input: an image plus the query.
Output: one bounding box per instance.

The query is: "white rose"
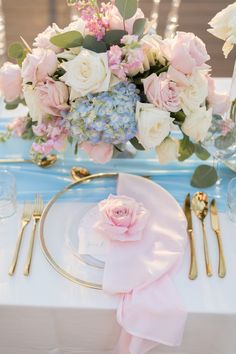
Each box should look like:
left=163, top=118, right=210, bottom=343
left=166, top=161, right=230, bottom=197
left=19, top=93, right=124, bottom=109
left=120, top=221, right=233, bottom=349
left=62, top=18, right=86, bottom=36
left=136, top=102, right=174, bottom=149
left=182, top=107, right=212, bottom=142
left=179, top=70, right=208, bottom=115
left=23, top=85, right=46, bottom=123
left=156, top=137, right=179, bottom=164
left=208, top=3, right=236, bottom=58
left=141, top=34, right=165, bottom=71
left=60, top=49, right=112, bottom=98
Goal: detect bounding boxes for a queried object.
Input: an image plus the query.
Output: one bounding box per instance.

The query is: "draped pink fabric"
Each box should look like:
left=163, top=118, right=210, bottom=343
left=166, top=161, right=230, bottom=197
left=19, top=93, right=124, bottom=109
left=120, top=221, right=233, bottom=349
left=102, top=173, right=188, bottom=354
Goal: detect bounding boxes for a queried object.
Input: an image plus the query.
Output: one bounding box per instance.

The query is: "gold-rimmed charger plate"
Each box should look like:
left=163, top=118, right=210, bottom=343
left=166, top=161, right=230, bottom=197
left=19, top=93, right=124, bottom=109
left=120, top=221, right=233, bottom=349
left=40, top=172, right=118, bottom=290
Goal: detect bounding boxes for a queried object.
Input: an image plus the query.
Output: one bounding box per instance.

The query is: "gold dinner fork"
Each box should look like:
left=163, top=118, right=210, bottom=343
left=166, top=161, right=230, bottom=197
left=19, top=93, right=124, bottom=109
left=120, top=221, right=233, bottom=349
left=23, top=194, right=44, bottom=276
left=8, top=202, right=33, bottom=276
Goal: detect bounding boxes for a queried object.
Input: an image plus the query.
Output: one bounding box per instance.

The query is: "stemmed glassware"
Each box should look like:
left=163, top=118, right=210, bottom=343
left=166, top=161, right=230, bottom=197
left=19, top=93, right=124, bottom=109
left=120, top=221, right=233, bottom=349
left=203, top=115, right=236, bottom=194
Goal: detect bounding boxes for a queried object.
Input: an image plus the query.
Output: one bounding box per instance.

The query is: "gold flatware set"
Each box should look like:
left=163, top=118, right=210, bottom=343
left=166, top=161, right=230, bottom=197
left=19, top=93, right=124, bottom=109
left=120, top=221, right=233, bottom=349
left=184, top=192, right=226, bottom=280
left=8, top=194, right=44, bottom=276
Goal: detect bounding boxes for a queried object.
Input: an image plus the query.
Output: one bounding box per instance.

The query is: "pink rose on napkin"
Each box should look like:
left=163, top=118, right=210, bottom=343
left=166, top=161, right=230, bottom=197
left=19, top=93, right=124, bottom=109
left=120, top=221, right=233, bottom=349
left=95, top=194, right=149, bottom=242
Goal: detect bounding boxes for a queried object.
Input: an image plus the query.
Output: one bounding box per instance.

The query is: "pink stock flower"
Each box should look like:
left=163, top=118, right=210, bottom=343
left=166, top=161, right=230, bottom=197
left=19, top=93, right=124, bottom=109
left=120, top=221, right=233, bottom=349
left=95, top=194, right=149, bottom=242
left=81, top=141, right=113, bottom=164
left=124, top=47, right=145, bottom=76
left=207, top=76, right=230, bottom=115
left=0, top=62, right=22, bottom=102
left=8, top=117, right=28, bottom=137
left=22, top=48, right=58, bottom=85
left=76, top=1, right=109, bottom=40
left=143, top=73, right=181, bottom=112
left=108, top=45, right=127, bottom=80
left=35, top=78, right=69, bottom=116
left=32, top=117, right=68, bottom=155
left=107, top=5, right=145, bottom=35
left=162, top=32, right=210, bottom=74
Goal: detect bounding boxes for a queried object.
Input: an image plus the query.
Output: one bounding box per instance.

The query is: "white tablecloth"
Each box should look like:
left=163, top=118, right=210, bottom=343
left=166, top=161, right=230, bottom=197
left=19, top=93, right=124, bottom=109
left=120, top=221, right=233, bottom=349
left=0, top=78, right=236, bottom=354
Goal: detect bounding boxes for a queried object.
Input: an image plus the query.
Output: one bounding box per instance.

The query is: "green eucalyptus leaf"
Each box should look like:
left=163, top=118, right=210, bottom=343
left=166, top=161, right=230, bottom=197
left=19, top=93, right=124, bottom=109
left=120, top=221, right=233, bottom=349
left=191, top=165, right=218, bottom=188
left=8, top=42, right=26, bottom=65
left=8, top=42, right=24, bottom=59
left=215, top=132, right=235, bottom=150
left=178, top=135, right=195, bottom=161
left=130, top=137, right=145, bottom=151
left=50, top=31, right=83, bottom=48
left=83, top=35, right=107, bottom=53
left=133, top=18, right=146, bottom=37
left=5, top=101, right=19, bottom=110
left=67, top=0, right=77, bottom=5
left=115, top=0, right=137, bottom=20
left=103, top=30, right=127, bottom=46
left=195, top=144, right=210, bottom=160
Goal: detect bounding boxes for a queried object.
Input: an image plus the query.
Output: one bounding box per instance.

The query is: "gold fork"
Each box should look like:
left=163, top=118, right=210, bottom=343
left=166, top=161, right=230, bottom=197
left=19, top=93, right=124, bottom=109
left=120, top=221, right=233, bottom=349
left=8, top=202, right=33, bottom=276
left=23, top=194, right=44, bottom=276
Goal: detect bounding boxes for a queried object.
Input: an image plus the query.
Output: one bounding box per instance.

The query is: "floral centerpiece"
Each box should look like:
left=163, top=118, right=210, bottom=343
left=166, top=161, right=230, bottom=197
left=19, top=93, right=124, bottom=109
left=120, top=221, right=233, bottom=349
left=0, top=0, right=230, bottom=186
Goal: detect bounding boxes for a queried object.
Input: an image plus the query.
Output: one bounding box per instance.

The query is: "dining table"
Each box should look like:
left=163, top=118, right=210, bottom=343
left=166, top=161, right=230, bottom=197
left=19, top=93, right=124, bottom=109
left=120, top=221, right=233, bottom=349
left=0, top=78, right=236, bottom=354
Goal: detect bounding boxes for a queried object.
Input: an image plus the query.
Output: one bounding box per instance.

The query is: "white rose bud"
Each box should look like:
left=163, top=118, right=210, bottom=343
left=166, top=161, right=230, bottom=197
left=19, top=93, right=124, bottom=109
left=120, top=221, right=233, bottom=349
left=182, top=107, right=212, bottom=142
left=156, top=137, right=179, bottom=164
left=136, top=102, right=174, bottom=149
left=60, top=49, right=112, bottom=99
left=179, top=69, right=208, bottom=115
left=23, top=85, right=46, bottom=123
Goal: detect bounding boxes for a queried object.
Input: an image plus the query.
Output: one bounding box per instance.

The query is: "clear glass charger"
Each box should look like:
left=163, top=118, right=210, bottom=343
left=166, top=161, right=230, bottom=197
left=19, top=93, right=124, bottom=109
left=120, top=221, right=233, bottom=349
left=40, top=172, right=186, bottom=290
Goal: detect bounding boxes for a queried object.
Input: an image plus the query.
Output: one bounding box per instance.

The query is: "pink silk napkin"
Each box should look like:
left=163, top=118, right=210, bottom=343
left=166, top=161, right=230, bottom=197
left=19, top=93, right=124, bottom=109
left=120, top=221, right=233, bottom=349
left=102, top=173, right=188, bottom=354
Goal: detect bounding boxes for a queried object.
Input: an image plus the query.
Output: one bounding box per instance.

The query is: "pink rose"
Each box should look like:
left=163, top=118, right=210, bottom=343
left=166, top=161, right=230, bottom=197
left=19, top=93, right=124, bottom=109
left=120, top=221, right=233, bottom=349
left=107, top=6, right=144, bottom=35
left=95, top=194, right=149, bottom=242
left=81, top=142, right=113, bottom=164
left=162, top=32, right=210, bottom=74
left=0, top=62, right=22, bottom=102
left=35, top=78, right=69, bottom=116
left=22, top=48, right=58, bottom=85
left=207, top=77, right=230, bottom=115
left=142, top=72, right=181, bottom=112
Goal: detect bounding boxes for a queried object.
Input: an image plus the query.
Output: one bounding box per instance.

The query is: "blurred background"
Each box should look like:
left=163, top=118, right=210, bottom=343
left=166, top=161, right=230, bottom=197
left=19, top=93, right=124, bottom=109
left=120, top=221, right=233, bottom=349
left=1, top=0, right=235, bottom=76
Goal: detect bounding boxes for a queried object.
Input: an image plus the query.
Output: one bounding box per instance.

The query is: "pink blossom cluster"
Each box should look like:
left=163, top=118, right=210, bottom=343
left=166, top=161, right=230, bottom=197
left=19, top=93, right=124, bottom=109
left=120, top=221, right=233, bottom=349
left=76, top=1, right=110, bottom=40
left=8, top=117, right=28, bottom=137
left=108, top=36, right=145, bottom=80
left=219, top=119, right=235, bottom=136
left=32, top=118, right=68, bottom=155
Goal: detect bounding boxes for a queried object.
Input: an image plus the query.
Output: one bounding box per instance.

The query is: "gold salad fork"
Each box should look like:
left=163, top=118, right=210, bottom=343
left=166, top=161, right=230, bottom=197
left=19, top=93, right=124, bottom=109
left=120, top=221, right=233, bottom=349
left=8, top=202, right=33, bottom=276
left=23, top=194, right=44, bottom=276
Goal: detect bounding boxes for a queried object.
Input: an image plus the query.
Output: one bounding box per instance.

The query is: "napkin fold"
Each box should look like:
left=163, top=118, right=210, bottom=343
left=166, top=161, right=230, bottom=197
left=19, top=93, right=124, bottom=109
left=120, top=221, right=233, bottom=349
left=102, top=173, right=187, bottom=354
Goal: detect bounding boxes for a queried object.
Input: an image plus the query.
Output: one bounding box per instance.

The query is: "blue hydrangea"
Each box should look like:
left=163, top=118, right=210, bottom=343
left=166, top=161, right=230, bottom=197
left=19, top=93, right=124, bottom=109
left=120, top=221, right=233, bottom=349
left=66, top=83, right=140, bottom=145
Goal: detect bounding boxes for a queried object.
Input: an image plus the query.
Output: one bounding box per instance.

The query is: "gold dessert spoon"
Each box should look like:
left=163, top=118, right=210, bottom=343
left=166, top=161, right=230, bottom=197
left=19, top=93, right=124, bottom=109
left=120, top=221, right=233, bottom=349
left=192, top=192, right=212, bottom=277
left=0, top=154, right=57, bottom=168
left=71, top=166, right=91, bottom=181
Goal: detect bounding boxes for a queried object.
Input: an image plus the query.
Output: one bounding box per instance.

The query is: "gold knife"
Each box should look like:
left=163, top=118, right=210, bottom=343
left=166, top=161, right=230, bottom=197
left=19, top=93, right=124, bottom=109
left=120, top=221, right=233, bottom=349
left=210, top=199, right=226, bottom=278
left=183, top=193, right=198, bottom=280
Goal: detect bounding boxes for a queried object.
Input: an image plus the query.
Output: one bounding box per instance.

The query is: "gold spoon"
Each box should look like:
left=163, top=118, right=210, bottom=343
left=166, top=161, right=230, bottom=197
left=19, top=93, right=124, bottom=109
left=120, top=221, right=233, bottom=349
left=192, top=192, right=212, bottom=277
left=71, top=166, right=91, bottom=180
left=0, top=154, right=57, bottom=168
